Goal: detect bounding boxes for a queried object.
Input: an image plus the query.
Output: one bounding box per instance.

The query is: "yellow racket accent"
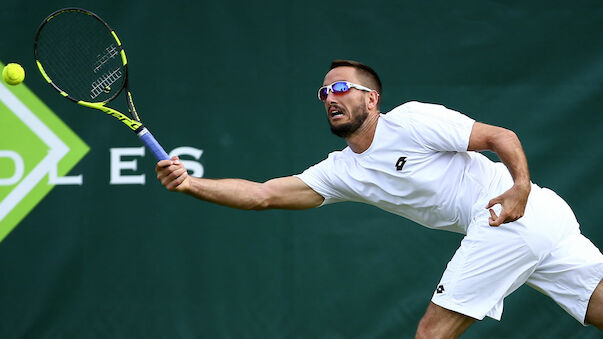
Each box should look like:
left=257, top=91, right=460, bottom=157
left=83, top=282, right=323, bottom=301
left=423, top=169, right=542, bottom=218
left=120, top=50, right=128, bottom=66
left=111, top=31, right=121, bottom=45
left=127, top=92, right=140, bottom=121
left=111, top=31, right=128, bottom=65
left=36, top=60, right=52, bottom=83
left=77, top=101, right=142, bottom=131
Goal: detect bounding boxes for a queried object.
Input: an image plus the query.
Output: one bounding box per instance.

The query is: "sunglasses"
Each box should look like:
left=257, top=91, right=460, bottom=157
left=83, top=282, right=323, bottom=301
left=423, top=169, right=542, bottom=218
left=317, top=81, right=376, bottom=101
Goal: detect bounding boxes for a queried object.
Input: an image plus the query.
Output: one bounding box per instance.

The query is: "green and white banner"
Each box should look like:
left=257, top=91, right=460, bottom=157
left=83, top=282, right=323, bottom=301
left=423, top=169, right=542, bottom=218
left=0, top=61, right=88, bottom=241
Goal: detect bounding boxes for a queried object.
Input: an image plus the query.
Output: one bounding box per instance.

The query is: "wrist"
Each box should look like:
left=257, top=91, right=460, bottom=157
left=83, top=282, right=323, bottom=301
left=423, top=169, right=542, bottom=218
left=514, top=180, right=531, bottom=194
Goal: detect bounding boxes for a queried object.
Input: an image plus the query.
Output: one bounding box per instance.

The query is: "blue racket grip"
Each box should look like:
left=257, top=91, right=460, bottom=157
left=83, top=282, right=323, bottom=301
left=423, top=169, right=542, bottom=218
left=137, top=128, right=170, bottom=161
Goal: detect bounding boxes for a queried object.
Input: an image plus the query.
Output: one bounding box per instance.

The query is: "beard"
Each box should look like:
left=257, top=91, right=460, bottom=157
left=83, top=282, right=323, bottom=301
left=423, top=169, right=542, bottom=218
left=328, top=107, right=369, bottom=138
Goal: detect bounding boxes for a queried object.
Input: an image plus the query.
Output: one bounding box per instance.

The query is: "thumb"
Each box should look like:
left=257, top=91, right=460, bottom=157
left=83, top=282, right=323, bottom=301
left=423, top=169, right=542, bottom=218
left=486, top=197, right=501, bottom=209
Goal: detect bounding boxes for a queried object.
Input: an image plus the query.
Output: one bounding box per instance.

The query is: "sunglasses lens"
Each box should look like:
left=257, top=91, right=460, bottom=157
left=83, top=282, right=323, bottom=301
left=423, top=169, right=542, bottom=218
left=319, top=87, right=329, bottom=101
left=318, top=82, right=351, bottom=101
left=331, top=82, right=350, bottom=93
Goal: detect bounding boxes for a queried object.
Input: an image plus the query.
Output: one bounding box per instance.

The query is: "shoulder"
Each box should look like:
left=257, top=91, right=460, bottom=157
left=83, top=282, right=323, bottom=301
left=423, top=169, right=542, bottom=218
left=384, top=101, right=474, bottom=126
left=386, top=101, right=456, bottom=116
left=300, top=148, right=351, bottom=173
left=321, top=148, right=354, bottom=165
left=382, top=101, right=439, bottom=123
left=295, top=148, right=354, bottom=205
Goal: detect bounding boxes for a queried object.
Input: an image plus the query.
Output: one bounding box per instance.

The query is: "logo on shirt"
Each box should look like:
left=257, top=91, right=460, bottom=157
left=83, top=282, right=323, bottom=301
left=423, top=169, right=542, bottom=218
left=395, top=157, right=407, bottom=171
left=436, top=285, right=445, bottom=294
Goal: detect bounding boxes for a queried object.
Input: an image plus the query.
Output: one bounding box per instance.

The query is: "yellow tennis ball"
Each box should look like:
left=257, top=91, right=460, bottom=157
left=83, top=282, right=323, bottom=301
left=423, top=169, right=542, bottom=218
left=2, top=63, right=25, bottom=86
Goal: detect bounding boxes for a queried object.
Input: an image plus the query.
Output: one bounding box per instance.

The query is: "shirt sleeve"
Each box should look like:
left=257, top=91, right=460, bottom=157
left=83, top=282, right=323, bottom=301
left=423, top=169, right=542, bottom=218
left=294, top=153, right=347, bottom=206
left=398, top=101, right=475, bottom=152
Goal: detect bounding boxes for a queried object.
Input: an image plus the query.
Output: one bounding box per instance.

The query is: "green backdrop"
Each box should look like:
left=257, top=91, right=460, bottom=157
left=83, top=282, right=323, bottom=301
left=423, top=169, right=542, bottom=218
left=1, top=1, right=602, bottom=338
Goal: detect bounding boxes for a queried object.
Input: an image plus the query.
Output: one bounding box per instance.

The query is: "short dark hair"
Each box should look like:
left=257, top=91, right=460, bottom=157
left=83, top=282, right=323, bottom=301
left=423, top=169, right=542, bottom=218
left=329, top=59, right=382, bottom=106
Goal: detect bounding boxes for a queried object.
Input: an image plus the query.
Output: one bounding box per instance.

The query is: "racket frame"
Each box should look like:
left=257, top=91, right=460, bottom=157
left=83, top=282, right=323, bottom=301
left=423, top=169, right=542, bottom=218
left=33, top=8, right=169, bottom=160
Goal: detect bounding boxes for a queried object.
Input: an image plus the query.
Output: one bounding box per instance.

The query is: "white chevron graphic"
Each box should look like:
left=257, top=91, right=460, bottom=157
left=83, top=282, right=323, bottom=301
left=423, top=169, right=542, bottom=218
left=0, top=81, right=69, bottom=222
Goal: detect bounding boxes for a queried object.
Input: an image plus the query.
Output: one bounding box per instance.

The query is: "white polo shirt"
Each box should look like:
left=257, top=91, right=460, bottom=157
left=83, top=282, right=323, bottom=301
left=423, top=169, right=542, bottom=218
left=296, top=101, right=514, bottom=234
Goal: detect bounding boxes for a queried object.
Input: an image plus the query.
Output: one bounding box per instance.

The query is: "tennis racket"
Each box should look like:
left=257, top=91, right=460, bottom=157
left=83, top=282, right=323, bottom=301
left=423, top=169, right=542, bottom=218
left=34, top=7, right=169, bottom=161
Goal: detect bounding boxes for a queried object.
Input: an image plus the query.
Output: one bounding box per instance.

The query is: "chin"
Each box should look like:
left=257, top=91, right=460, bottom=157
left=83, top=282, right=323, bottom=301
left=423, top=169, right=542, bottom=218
left=329, top=122, right=356, bottom=138
left=328, top=110, right=368, bottom=138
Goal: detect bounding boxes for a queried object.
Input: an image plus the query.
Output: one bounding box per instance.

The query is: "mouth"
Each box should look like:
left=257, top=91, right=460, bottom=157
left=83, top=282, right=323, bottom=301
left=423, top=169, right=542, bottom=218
left=328, top=106, right=345, bottom=118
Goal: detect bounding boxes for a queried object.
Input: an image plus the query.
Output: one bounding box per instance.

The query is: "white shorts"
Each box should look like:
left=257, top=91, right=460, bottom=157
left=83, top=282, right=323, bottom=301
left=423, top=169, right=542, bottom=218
left=431, top=184, right=603, bottom=325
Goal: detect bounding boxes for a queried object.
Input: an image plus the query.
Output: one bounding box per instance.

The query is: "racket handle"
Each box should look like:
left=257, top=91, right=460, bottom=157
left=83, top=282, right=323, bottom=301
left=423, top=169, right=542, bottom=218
left=137, top=128, right=170, bottom=161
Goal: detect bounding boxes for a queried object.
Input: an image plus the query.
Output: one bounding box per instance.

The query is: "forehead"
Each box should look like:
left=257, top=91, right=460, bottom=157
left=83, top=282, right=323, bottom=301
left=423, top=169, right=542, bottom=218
left=323, top=66, right=359, bottom=85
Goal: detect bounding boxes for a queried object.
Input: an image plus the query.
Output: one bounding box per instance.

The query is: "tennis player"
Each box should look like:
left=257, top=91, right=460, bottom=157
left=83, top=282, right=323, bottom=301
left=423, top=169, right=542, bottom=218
left=156, top=60, right=603, bottom=337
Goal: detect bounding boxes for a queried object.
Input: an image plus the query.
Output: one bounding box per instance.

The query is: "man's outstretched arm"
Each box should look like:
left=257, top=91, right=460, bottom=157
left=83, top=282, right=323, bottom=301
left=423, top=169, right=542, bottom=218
left=468, top=122, right=531, bottom=226
left=156, top=157, right=324, bottom=210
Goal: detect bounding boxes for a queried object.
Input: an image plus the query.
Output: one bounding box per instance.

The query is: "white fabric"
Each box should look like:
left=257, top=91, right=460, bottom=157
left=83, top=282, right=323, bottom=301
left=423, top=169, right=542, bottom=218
left=431, top=184, right=603, bottom=324
left=295, top=101, right=603, bottom=324
left=296, top=101, right=510, bottom=234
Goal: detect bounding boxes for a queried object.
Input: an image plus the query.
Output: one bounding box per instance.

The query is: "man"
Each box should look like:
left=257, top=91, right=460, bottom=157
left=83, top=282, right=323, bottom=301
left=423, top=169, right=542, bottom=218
left=156, top=60, right=603, bottom=338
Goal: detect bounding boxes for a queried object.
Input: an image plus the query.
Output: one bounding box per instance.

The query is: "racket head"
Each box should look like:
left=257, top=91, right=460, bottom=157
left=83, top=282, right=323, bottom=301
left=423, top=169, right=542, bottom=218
left=34, top=8, right=128, bottom=104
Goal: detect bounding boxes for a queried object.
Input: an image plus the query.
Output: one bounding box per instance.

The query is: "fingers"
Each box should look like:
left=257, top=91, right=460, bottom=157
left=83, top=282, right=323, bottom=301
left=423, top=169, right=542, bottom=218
left=486, top=201, right=524, bottom=227
left=156, top=156, right=181, bottom=174
left=156, top=156, right=180, bottom=169
left=156, top=160, right=171, bottom=168
left=486, top=196, right=503, bottom=226
left=155, top=156, right=189, bottom=191
left=488, top=208, right=505, bottom=227
left=486, top=185, right=530, bottom=227
left=163, top=167, right=188, bottom=190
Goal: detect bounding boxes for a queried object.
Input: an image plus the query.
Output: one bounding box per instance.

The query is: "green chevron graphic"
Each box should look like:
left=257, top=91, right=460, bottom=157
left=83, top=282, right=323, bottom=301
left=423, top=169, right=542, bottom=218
left=0, top=61, right=89, bottom=242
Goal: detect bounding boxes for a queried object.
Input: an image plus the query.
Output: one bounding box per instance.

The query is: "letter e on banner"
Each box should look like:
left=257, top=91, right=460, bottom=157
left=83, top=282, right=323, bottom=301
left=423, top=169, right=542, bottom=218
left=110, top=147, right=145, bottom=185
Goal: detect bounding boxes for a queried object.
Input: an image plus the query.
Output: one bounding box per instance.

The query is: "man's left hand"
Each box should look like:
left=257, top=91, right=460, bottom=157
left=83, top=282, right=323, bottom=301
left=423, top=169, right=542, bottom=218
left=486, top=184, right=531, bottom=226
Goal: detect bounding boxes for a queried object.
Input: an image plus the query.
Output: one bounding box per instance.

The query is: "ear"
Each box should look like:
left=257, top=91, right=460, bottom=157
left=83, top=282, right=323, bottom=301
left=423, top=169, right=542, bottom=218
left=366, top=91, right=379, bottom=110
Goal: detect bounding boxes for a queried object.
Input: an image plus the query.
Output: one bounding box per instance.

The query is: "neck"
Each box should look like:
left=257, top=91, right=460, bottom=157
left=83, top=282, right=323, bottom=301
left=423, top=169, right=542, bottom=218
left=345, top=111, right=380, bottom=153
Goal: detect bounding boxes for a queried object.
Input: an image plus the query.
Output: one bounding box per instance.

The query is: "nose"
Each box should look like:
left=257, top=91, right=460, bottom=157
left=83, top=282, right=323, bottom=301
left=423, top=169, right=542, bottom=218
left=325, top=99, right=341, bottom=115
left=325, top=89, right=338, bottom=103
left=325, top=95, right=338, bottom=110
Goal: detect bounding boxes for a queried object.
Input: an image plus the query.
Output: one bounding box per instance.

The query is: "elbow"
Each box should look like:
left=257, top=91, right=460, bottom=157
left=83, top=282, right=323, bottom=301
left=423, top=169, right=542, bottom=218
left=469, top=123, right=521, bottom=152
left=502, top=129, right=521, bottom=147
left=246, top=185, right=274, bottom=211
left=232, top=199, right=270, bottom=211
left=489, top=128, right=519, bottom=150
left=504, top=128, right=519, bottom=140
left=249, top=199, right=271, bottom=211
left=234, top=194, right=271, bottom=211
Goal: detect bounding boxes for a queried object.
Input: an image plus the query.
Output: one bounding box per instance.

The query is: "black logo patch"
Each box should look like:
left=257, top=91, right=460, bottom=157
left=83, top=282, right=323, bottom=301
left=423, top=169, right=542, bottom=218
left=395, top=157, right=407, bottom=171
left=436, top=285, right=445, bottom=294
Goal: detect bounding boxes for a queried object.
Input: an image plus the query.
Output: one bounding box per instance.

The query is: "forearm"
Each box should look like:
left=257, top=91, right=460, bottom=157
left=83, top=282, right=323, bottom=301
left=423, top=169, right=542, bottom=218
left=157, top=158, right=324, bottom=210
left=183, top=177, right=269, bottom=210
left=469, top=123, right=530, bottom=191
left=490, top=130, right=531, bottom=191
left=468, top=123, right=532, bottom=225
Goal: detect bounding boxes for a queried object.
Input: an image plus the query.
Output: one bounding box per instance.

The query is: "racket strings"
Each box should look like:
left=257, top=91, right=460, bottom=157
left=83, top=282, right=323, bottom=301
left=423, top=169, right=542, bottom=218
left=90, top=66, right=122, bottom=99
left=35, top=10, right=125, bottom=103
left=93, top=44, right=120, bottom=73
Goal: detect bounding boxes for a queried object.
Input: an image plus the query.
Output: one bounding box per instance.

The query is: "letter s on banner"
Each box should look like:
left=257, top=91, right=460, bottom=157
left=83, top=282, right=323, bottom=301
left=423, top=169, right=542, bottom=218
left=169, top=147, right=204, bottom=178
